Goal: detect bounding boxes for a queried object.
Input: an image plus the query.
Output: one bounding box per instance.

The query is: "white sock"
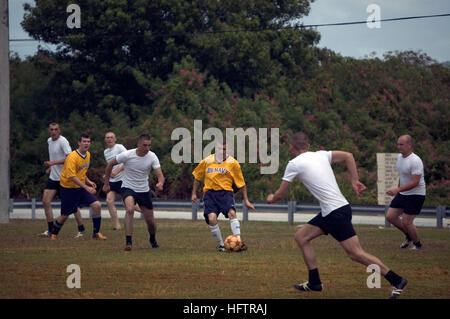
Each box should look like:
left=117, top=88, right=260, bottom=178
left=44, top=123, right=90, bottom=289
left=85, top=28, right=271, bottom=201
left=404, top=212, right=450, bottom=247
left=230, top=218, right=241, bottom=238
left=209, top=224, right=224, bottom=246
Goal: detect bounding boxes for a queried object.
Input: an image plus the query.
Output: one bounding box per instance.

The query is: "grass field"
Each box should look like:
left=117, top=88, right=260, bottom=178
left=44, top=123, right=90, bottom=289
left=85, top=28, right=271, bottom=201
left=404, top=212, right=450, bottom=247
left=0, top=218, right=449, bottom=299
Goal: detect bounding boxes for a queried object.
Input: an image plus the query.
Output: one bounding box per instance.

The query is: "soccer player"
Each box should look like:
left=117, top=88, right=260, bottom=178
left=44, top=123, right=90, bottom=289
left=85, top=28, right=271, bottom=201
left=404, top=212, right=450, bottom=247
left=38, top=123, right=86, bottom=238
left=266, top=132, right=408, bottom=299
left=386, top=135, right=426, bottom=250
left=103, top=131, right=127, bottom=230
left=103, top=134, right=165, bottom=251
left=50, top=133, right=106, bottom=240
left=191, top=140, right=255, bottom=252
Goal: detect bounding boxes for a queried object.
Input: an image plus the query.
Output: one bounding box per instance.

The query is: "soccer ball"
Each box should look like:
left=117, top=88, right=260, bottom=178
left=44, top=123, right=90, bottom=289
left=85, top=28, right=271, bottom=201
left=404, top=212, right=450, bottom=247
left=224, top=235, right=242, bottom=252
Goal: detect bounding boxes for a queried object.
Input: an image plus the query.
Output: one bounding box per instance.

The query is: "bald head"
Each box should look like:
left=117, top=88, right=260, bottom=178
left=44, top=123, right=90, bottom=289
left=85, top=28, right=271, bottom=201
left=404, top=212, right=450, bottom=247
left=397, top=135, right=413, bottom=157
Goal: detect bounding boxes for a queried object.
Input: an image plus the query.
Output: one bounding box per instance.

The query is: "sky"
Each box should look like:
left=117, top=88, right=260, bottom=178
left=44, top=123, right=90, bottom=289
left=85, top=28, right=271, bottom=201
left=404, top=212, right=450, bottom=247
left=8, top=0, right=450, bottom=63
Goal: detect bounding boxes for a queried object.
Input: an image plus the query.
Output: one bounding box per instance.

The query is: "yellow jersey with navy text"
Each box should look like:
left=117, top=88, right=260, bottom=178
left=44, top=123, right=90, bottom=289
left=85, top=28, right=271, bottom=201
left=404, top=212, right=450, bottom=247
left=192, top=154, right=246, bottom=193
left=60, top=150, right=91, bottom=188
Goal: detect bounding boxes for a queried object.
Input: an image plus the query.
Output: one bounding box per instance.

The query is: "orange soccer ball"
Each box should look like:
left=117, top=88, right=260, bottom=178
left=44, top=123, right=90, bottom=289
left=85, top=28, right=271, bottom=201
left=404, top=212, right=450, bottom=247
left=224, top=235, right=242, bottom=252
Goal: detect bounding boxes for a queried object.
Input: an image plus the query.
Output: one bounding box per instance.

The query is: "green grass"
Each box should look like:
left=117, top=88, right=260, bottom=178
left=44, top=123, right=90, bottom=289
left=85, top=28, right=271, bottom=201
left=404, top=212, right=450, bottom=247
left=0, top=219, right=449, bottom=299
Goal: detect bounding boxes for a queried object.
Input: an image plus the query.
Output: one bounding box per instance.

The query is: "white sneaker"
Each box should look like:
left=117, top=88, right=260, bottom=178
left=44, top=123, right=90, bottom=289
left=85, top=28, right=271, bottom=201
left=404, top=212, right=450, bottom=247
left=74, top=231, right=85, bottom=239
left=38, top=230, right=50, bottom=238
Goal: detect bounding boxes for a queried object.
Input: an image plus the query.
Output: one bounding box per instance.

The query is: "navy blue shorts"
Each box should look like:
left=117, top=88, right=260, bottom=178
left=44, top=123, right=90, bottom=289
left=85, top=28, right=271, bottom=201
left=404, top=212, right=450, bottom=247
left=121, top=187, right=153, bottom=210
left=109, top=181, right=123, bottom=194
left=45, top=178, right=60, bottom=191
left=308, top=204, right=356, bottom=242
left=203, top=190, right=235, bottom=224
left=60, top=187, right=98, bottom=216
left=390, top=193, right=425, bottom=215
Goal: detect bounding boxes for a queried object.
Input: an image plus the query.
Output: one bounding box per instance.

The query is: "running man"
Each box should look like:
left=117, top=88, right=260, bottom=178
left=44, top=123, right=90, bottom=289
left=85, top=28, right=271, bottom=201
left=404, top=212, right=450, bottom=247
left=103, top=134, right=165, bottom=251
left=386, top=135, right=426, bottom=250
left=103, top=131, right=127, bottom=230
left=267, top=132, right=408, bottom=299
left=192, top=140, right=255, bottom=252
left=51, top=133, right=106, bottom=240
left=39, top=123, right=85, bottom=238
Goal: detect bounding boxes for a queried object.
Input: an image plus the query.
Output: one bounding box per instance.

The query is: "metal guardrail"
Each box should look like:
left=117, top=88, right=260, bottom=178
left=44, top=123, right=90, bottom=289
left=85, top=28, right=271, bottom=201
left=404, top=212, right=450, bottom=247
left=8, top=199, right=449, bottom=228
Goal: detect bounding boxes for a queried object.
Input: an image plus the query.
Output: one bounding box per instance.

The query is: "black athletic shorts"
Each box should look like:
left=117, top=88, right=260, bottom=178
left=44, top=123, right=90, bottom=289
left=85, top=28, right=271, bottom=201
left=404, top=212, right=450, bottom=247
left=121, top=187, right=153, bottom=210
left=389, top=193, right=425, bottom=215
left=60, top=187, right=98, bottom=216
left=308, top=204, right=356, bottom=242
left=109, top=181, right=123, bottom=194
left=45, top=178, right=61, bottom=191
left=203, top=190, right=236, bottom=225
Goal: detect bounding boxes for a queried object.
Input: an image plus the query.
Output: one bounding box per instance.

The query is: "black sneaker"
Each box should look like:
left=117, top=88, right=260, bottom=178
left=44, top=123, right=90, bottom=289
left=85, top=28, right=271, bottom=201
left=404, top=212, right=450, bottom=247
left=238, top=242, right=248, bottom=252
left=150, top=239, right=159, bottom=248
left=389, top=278, right=408, bottom=299
left=294, top=281, right=323, bottom=292
left=400, top=239, right=411, bottom=249
left=217, top=245, right=226, bottom=252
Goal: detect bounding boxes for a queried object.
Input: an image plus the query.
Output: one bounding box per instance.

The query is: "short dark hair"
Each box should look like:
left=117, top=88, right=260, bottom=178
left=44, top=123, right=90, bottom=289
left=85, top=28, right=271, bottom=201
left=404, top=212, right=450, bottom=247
left=78, top=133, right=90, bottom=142
left=138, top=134, right=151, bottom=143
left=290, top=132, right=309, bottom=151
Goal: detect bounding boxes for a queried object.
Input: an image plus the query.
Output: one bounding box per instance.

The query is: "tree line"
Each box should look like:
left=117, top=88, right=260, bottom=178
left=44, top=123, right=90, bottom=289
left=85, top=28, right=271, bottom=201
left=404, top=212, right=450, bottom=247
left=10, top=0, right=449, bottom=206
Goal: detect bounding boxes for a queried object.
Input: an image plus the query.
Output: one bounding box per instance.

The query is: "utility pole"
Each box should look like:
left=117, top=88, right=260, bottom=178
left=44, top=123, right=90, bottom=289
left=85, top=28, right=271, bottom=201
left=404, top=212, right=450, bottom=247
left=0, top=0, right=10, bottom=223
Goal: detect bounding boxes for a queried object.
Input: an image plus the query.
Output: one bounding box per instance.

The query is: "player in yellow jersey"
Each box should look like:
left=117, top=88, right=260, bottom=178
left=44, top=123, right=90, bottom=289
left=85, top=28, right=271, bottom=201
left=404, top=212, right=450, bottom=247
left=50, top=134, right=106, bottom=240
left=192, top=141, right=255, bottom=252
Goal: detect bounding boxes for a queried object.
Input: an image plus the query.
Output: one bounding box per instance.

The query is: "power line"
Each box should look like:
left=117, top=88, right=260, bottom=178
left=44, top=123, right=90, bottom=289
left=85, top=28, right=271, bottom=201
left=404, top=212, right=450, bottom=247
left=9, top=13, right=450, bottom=42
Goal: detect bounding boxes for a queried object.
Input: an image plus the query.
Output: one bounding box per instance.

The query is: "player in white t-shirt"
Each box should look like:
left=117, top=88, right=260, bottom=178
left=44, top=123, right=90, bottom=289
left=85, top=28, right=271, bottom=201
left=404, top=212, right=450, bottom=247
left=386, top=135, right=426, bottom=250
left=103, top=132, right=127, bottom=230
left=267, top=132, right=408, bottom=299
left=103, top=134, right=165, bottom=251
left=39, top=123, right=85, bottom=238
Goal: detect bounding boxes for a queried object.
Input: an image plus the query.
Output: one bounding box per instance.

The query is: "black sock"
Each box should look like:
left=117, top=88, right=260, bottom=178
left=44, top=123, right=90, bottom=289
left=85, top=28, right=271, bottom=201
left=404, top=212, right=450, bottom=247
left=308, top=268, right=321, bottom=285
left=150, top=234, right=156, bottom=243
left=385, top=270, right=403, bottom=287
left=47, top=222, right=54, bottom=233
left=413, top=241, right=421, bottom=247
left=92, top=217, right=101, bottom=234
left=78, top=224, right=85, bottom=232
left=126, top=236, right=132, bottom=245
left=52, top=221, right=63, bottom=235
left=405, top=232, right=412, bottom=241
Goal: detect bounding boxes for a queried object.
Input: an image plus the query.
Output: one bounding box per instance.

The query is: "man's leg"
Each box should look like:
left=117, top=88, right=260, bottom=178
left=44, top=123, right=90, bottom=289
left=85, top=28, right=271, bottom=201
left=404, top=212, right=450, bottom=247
left=123, top=196, right=135, bottom=250
left=228, top=209, right=247, bottom=251
left=73, top=209, right=86, bottom=237
left=106, top=191, right=121, bottom=230
left=90, top=201, right=106, bottom=239
left=141, top=206, right=158, bottom=248
left=51, top=214, right=69, bottom=239
left=293, top=224, right=325, bottom=291
left=207, top=213, right=224, bottom=250
left=339, top=235, right=408, bottom=298
left=386, top=207, right=412, bottom=247
left=401, top=214, right=421, bottom=248
left=41, top=189, right=56, bottom=235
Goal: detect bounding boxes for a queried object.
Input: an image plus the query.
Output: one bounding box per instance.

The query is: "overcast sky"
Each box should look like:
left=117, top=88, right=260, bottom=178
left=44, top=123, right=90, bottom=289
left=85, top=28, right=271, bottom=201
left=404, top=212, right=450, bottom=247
left=8, top=0, right=450, bottom=62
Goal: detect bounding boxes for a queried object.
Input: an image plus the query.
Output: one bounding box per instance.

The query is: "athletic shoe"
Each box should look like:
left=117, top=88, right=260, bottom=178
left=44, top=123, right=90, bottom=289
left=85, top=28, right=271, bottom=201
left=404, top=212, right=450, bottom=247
left=239, top=242, right=248, bottom=252
left=217, top=245, right=226, bottom=252
left=294, top=281, right=323, bottom=292
left=400, top=239, right=411, bottom=249
left=74, top=231, right=85, bottom=239
left=38, top=230, right=51, bottom=238
left=411, top=245, right=423, bottom=250
left=150, top=239, right=159, bottom=248
left=92, top=232, right=107, bottom=240
left=51, top=234, right=57, bottom=240
left=389, top=278, right=408, bottom=299
left=124, top=244, right=132, bottom=251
